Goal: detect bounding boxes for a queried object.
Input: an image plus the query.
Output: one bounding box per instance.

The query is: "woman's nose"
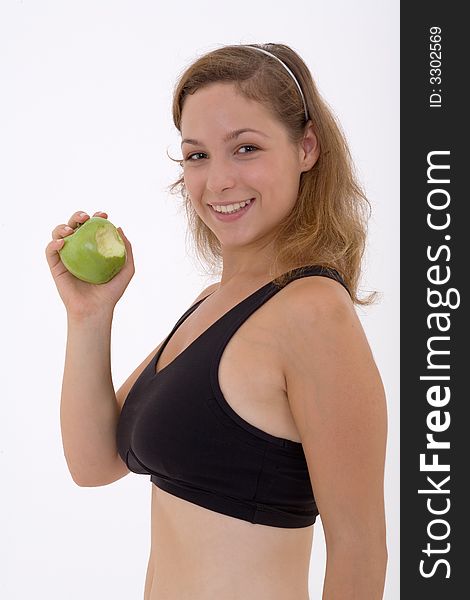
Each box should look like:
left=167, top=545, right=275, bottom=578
left=205, top=156, right=237, bottom=193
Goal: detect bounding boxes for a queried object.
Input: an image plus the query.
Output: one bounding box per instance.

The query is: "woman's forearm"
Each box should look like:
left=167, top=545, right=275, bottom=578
left=60, top=311, right=121, bottom=486
left=322, top=541, right=388, bottom=600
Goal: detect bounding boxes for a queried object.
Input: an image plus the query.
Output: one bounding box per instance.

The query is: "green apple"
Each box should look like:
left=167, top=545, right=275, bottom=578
left=59, top=216, right=126, bottom=284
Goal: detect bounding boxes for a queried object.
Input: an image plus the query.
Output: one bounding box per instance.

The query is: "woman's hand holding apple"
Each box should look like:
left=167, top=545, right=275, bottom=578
left=45, top=211, right=135, bottom=320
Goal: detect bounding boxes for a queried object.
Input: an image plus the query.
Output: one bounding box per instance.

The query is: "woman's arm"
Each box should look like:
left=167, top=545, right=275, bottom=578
left=281, top=277, right=388, bottom=599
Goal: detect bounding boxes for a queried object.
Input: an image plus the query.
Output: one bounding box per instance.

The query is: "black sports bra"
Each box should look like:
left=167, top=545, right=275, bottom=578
left=116, top=265, right=350, bottom=528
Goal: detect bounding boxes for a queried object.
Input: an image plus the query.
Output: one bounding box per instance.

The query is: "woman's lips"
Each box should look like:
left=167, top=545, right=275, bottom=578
left=209, top=198, right=255, bottom=222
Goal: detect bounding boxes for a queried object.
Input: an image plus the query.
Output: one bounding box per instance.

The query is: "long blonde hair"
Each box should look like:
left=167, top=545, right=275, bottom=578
left=167, top=43, right=378, bottom=306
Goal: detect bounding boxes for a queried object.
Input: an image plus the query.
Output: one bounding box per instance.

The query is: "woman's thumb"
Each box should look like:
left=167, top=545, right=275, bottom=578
left=118, top=227, right=129, bottom=244
left=117, top=227, right=134, bottom=269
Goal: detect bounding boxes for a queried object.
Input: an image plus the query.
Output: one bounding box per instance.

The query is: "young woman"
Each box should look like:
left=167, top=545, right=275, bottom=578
left=46, top=43, right=387, bottom=600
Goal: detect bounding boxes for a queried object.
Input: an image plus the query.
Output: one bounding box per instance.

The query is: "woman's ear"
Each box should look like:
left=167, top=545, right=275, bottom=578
left=299, top=121, right=320, bottom=172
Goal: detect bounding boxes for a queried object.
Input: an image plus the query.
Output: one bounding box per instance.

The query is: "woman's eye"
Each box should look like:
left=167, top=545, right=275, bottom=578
left=186, top=152, right=205, bottom=161
left=237, top=145, right=258, bottom=155
left=185, top=145, right=258, bottom=162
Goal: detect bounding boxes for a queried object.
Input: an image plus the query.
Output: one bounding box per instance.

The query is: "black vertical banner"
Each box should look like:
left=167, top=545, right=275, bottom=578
left=401, top=3, right=467, bottom=598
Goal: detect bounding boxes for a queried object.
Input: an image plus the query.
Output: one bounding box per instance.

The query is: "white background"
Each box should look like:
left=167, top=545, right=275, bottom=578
left=0, top=1, right=399, bottom=598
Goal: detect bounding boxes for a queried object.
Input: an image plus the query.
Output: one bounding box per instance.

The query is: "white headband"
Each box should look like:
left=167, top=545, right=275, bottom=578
left=243, top=45, right=309, bottom=122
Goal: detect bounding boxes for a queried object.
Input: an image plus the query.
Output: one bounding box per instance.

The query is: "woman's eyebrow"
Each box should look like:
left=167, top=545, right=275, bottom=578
left=181, top=128, right=269, bottom=147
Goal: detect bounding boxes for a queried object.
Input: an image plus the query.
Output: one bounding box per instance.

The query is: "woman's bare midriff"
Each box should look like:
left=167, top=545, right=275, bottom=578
left=145, top=485, right=313, bottom=600
left=142, top=277, right=324, bottom=599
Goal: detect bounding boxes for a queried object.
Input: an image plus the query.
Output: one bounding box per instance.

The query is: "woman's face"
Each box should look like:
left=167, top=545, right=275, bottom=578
left=180, top=82, right=318, bottom=251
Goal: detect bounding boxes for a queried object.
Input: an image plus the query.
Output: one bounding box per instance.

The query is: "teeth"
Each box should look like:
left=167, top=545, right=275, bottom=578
left=211, top=198, right=253, bottom=214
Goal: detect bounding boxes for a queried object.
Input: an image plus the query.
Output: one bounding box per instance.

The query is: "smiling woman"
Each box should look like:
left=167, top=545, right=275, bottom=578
left=167, top=43, right=376, bottom=303
left=176, top=79, right=320, bottom=271
left=48, top=41, right=387, bottom=600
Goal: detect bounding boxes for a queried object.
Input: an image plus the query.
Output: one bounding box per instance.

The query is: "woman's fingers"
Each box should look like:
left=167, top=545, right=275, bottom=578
left=66, top=210, right=90, bottom=229
left=51, top=224, right=74, bottom=240
left=51, top=211, right=109, bottom=240
left=65, top=210, right=108, bottom=230
left=45, top=236, right=65, bottom=269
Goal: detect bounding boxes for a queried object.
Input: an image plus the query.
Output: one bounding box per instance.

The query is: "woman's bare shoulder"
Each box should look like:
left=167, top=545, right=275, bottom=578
left=190, top=281, right=220, bottom=305
left=275, top=273, right=353, bottom=320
